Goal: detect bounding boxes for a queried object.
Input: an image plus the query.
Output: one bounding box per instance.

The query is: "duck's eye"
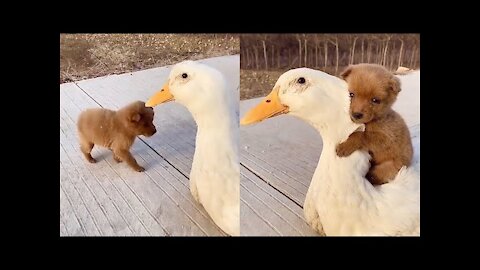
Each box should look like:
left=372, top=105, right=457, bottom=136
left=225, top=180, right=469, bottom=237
left=297, top=77, right=306, bottom=84
left=182, top=73, right=188, bottom=79
left=372, top=98, right=381, bottom=104
left=349, top=92, right=354, bottom=98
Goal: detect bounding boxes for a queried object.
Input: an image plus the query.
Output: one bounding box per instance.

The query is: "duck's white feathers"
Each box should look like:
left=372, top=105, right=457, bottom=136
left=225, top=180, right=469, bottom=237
left=167, top=61, right=240, bottom=236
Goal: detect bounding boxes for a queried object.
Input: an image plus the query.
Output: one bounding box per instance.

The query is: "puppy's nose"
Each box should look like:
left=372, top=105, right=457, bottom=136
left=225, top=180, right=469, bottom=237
left=352, top=112, right=363, bottom=119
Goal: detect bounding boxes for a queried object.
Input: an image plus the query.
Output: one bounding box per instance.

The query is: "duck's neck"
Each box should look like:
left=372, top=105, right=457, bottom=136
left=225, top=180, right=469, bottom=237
left=191, top=101, right=239, bottom=164
left=299, top=106, right=371, bottom=192
left=312, top=115, right=361, bottom=147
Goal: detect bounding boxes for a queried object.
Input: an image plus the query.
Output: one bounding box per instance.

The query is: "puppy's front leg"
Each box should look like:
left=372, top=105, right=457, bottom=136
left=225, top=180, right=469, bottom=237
left=336, top=131, right=364, bottom=157
left=114, top=149, right=145, bottom=172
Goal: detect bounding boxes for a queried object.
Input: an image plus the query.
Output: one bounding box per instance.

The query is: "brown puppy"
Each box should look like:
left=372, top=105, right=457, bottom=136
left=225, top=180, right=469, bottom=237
left=336, top=64, right=413, bottom=185
left=77, top=101, right=156, bottom=172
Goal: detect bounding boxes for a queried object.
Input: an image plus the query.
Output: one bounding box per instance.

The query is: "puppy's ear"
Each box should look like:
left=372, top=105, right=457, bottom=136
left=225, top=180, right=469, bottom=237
left=130, top=113, right=141, bottom=122
left=340, top=65, right=353, bottom=79
left=388, top=76, right=401, bottom=93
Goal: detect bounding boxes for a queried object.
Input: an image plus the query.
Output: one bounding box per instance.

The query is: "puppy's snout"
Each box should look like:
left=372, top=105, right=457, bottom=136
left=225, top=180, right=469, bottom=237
left=352, top=112, right=364, bottom=120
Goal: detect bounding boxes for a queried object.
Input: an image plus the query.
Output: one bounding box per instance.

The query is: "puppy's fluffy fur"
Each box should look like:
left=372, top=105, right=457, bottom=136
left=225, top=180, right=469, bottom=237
left=77, top=101, right=156, bottom=172
left=336, top=64, right=413, bottom=185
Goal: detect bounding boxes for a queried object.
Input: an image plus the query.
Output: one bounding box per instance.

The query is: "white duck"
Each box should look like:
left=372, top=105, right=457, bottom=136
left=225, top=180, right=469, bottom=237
left=241, top=68, right=420, bottom=236
left=146, top=60, right=240, bottom=236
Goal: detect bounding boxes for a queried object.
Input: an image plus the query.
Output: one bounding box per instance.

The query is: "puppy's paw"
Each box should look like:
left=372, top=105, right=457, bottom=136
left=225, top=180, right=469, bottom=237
left=88, top=157, right=97, bottom=163
left=113, top=155, right=123, bottom=163
left=135, top=166, right=145, bottom=172
left=336, top=142, right=355, bottom=157
left=366, top=171, right=386, bottom=185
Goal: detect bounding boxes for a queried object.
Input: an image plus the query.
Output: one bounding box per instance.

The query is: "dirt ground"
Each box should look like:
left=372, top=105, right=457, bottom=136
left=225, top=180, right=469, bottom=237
left=60, top=34, right=239, bottom=83
left=240, top=70, right=284, bottom=100
left=240, top=66, right=347, bottom=100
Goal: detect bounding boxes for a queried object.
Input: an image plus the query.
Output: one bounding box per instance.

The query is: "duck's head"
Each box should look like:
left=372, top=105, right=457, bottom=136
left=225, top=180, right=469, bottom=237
left=145, top=60, right=227, bottom=115
left=241, top=68, right=364, bottom=140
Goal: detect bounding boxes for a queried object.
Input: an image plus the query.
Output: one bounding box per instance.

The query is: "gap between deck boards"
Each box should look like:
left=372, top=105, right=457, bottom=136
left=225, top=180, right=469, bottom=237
left=240, top=164, right=304, bottom=209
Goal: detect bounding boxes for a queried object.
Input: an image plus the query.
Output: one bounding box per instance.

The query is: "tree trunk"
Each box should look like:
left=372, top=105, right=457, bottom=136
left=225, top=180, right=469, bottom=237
left=390, top=41, right=396, bottom=70
left=324, top=40, right=328, bottom=69
left=335, top=38, right=339, bottom=75
left=271, top=45, right=274, bottom=68
left=367, top=41, right=371, bottom=63
left=409, top=45, right=416, bottom=68
left=382, top=36, right=390, bottom=66
left=304, top=39, right=308, bottom=67
left=412, top=46, right=418, bottom=69
left=398, top=39, right=404, bottom=68
left=277, top=49, right=280, bottom=68
left=241, top=49, right=245, bottom=69
left=315, top=44, right=318, bottom=67
left=253, top=46, right=259, bottom=70
left=377, top=42, right=382, bottom=64
left=298, top=39, right=302, bottom=67
left=351, top=37, right=358, bottom=64
left=361, top=38, right=365, bottom=63
left=262, top=40, right=268, bottom=70
left=288, top=49, right=292, bottom=67
left=318, top=45, right=323, bottom=68
left=240, top=49, right=244, bottom=69
left=327, top=38, right=339, bottom=74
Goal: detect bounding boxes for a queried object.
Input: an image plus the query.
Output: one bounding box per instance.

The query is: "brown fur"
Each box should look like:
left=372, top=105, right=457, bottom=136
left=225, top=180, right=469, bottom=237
left=77, top=101, right=156, bottom=172
left=336, top=64, right=413, bottom=185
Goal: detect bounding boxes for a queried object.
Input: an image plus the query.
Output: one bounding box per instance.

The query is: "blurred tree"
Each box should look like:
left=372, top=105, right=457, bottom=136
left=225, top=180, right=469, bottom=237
left=240, top=34, right=420, bottom=73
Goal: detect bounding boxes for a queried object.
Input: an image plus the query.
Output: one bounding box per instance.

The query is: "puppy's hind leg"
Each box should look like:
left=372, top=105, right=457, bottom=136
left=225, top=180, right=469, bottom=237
left=80, top=138, right=96, bottom=163
left=367, top=160, right=401, bottom=185
left=111, top=151, right=123, bottom=163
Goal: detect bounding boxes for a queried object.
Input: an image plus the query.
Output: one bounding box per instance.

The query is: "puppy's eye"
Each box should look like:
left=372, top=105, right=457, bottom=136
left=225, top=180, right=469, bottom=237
left=349, top=92, right=354, bottom=98
left=181, top=73, right=188, bottom=79
left=371, top=98, right=381, bottom=104
left=297, top=77, right=306, bottom=84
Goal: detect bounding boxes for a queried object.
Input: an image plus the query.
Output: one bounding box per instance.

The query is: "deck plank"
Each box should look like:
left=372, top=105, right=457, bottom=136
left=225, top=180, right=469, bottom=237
left=240, top=168, right=318, bottom=236
left=240, top=197, right=280, bottom=236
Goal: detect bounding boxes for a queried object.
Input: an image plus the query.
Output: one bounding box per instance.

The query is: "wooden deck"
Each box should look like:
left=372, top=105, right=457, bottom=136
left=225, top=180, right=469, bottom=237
left=60, top=55, right=420, bottom=236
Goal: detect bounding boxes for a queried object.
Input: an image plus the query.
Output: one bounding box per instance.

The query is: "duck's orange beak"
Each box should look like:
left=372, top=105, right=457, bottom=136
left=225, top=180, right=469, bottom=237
left=240, top=87, right=289, bottom=125
left=145, top=82, right=174, bottom=107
